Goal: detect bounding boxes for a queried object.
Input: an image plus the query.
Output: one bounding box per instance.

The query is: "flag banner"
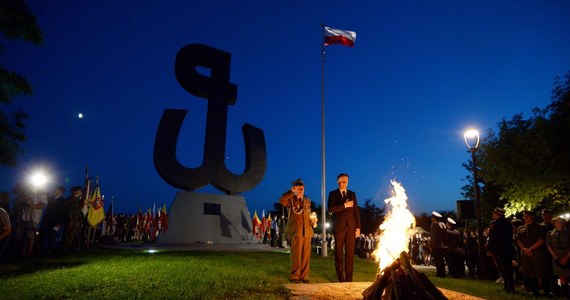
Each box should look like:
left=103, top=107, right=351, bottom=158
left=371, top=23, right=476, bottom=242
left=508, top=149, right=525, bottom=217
left=81, top=175, right=91, bottom=217
left=266, top=213, right=272, bottom=237
left=323, top=26, right=356, bottom=47
left=87, top=182, right=105, bottom=228
left=151, top=205, right=160, bottom=241
left=252, top=210, right=261, bottom=239
left=160, top=203, right=168, bottom=233
left=104, top=199, right=115, bottom=236
left=145, top=208, right=152, bottom=236
left=135, top=208, right=143, bottom=240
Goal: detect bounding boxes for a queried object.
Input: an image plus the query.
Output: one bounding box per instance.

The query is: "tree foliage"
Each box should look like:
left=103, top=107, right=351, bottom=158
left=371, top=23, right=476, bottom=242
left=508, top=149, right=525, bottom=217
left=359, top=198, right=384, bottom=235
left=0, top=0, right=43, bottom=166
left=463, top=72, right=570, bottom=216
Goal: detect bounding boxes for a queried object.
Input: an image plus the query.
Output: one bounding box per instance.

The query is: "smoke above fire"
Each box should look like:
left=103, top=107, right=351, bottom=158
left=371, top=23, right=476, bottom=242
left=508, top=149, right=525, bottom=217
left=373, top=180, right=416, bottom=272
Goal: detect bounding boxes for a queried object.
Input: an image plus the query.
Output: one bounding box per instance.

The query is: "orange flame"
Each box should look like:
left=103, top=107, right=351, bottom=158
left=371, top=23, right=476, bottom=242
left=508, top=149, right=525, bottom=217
left=373, top=180, right=416, bottom=272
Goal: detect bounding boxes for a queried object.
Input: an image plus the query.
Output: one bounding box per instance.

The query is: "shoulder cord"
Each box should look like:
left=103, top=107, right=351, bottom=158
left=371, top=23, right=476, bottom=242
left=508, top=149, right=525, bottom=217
left=291, top=197, right=305, bottom=215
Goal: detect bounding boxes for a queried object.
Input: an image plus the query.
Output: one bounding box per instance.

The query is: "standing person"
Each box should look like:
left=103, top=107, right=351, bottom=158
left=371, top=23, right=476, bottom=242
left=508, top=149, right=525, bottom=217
left=328, top=173, right=361, bottom=282
left=0, top=206, right=11, bottom=241
left=541, top=209, right=555, bottom=231
left=430, top=211, right=447, bottom=278
left=510, top=219, right=526, bottom=287
left=487, top=207, right=516, bottom=294
left=445, top=218, right=464, bottom=278
left=40, top=186, right=66, bottom=255
left=516, top=210, right=552, bottom=297
left=541, top=208, right=560, bottom=296
left=63, top=186, right=83, bottom=254
left=279, top=179, right=317, bottom=283
left=277, top=215, right=286, bottom=248
left=546, top=216, right=570, bottom=298
left=12, top=185, right=36, bottom=257
left=270, top=216, right=279, bottom=247
left=31, top=187, right=48, bottom=233
left=465, top=230, right=479, bottom=277
left=0, top=192, right=9, bottom=214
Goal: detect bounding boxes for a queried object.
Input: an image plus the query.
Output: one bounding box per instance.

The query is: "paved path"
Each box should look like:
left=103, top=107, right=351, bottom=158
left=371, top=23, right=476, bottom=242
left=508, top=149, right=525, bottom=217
left=285, top=282, right=485, bottom=300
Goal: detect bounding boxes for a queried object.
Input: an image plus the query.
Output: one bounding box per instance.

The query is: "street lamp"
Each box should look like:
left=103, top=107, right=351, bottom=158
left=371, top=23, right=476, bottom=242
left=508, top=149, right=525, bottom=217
left=464, top=129, right=485, bottom=279
left=29, top=170, right=48, bottom=191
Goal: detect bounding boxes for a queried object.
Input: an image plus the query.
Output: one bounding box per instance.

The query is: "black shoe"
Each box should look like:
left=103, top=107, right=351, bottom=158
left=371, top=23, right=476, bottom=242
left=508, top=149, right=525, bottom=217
left=301, top=279, right=309, bottom=283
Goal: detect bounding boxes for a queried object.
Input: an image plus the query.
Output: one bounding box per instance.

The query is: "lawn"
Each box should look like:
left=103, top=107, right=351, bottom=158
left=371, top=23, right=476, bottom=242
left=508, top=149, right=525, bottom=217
left=0, top=247, right=550, bottom=299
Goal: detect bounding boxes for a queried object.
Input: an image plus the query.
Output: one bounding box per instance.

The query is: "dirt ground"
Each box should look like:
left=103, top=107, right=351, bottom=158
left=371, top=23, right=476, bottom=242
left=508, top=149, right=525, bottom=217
left=285, top=282, right=485, bottom=300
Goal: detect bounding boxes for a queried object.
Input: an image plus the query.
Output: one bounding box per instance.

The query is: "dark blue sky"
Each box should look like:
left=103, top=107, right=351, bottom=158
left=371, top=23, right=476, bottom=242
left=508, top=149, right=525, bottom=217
left=2, top=1, right=570, bottom=216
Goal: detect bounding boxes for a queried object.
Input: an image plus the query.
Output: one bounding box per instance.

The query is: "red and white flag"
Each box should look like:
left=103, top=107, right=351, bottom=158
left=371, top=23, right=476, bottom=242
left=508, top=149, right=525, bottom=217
left=323, top=26, right=356, bottom=47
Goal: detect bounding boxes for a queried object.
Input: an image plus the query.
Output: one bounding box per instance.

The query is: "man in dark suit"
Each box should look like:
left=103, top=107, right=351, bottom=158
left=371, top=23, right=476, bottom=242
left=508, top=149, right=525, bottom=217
left=487, top=207, right=515, bottom=293
left=328, top=173, right=361, bottom=282
left=40, top=186, right=66, bottom=255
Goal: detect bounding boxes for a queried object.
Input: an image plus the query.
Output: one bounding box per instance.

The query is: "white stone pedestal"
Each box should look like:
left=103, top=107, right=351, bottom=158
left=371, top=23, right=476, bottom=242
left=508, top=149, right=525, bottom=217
left=158, top=192, right=253, bottom=244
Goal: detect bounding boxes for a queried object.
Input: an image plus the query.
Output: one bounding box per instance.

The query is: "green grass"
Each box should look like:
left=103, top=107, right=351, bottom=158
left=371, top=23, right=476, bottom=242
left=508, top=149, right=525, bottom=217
left=1, top=249, right=293, bottom=299
left=0, top=248, right=554, bottom=299
left=427, top=269, right=552, bottom=300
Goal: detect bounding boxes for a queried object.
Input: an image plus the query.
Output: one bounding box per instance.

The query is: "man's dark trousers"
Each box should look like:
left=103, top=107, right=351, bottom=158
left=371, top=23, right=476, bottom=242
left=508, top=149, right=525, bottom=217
left=335, top=228, right=356, bottom=282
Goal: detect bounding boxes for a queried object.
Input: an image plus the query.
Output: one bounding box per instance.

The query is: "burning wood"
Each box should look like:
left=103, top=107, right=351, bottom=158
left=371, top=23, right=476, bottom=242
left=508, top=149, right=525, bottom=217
left=362, top=251, right=448, bottom=300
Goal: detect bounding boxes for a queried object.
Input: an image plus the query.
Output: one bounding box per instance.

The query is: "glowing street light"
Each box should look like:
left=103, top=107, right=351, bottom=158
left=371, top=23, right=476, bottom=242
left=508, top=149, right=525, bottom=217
left=464, top=129, right=480, bottom=149
left=464, top=128, right=486, bottom=279
left=29, top=171, right=49, bottom=190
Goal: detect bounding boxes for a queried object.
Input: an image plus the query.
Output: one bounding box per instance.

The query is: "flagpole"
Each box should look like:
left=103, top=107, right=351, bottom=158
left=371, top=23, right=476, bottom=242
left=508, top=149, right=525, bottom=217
left=320, top=23, right=328, bottom=257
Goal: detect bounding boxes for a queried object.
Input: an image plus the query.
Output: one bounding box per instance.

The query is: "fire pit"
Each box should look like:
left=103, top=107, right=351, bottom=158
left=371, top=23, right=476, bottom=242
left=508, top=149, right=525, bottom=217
left=362, top=251, right=447, bottom=300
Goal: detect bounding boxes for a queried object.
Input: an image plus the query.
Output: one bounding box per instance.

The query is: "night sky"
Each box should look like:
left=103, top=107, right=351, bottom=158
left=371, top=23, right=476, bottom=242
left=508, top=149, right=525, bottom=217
left=2, top=1, right=570, bottom=216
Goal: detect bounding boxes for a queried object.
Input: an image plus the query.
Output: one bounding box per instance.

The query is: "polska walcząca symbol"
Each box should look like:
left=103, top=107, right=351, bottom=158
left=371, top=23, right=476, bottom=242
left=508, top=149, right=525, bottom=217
left=154, top=44, right=266, bottom=195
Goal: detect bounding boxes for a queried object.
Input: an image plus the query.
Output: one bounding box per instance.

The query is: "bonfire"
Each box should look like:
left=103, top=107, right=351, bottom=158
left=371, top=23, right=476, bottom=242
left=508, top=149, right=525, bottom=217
left=363, top=181, right=448, bottom=300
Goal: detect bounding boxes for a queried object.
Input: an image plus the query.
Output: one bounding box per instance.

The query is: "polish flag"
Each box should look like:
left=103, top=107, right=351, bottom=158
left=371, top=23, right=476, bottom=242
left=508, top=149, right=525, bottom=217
left=323, top=26, right=356, bottom=47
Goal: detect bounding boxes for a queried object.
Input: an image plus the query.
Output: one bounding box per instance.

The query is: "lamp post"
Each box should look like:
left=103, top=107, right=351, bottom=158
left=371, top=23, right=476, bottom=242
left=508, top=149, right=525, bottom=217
left=464, top=129, right=486, bottom=279
left=30, top=171, right=48, bottom=190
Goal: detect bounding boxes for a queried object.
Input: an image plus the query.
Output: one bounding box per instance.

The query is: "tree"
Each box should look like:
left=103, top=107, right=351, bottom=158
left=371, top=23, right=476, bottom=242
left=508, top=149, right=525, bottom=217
left=359, top=198, right=384, bottom=235
left=462, top=71, right=570, bottom=216
left=0, top=0, right=43, bottom=166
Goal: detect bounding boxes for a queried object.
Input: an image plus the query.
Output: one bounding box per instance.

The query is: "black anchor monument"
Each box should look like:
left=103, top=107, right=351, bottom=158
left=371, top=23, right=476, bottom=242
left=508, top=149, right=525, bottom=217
left=154, top=44, right=266, bottom=244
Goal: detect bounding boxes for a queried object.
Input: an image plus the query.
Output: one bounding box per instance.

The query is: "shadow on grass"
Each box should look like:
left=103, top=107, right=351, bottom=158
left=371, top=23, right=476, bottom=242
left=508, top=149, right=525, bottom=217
left=0, top=256, right=87, bottom=278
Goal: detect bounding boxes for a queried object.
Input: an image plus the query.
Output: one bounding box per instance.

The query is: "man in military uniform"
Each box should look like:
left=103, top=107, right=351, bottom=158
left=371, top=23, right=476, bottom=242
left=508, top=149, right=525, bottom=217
left=430, top=211, right=447, bottom=277
left=445, top=218, right=464, bottom=278
left=279, top=179, right=317, bottom=283
left=63, top=186, right=83, bottom=254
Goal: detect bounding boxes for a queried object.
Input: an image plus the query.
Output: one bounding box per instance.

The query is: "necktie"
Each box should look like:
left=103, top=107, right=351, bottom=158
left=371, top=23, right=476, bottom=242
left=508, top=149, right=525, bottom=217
left=342, top=191, right=346, bottom=199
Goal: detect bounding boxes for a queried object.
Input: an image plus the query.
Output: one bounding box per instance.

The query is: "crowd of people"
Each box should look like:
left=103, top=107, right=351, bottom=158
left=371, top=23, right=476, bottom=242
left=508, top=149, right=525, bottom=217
left=0, top=184, right=168, bottom=259
left=2, top=178, right=569, bottom=298
left=256, top=175, right=570, bottom=297
left=405, top=208, right=570, bottom=298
